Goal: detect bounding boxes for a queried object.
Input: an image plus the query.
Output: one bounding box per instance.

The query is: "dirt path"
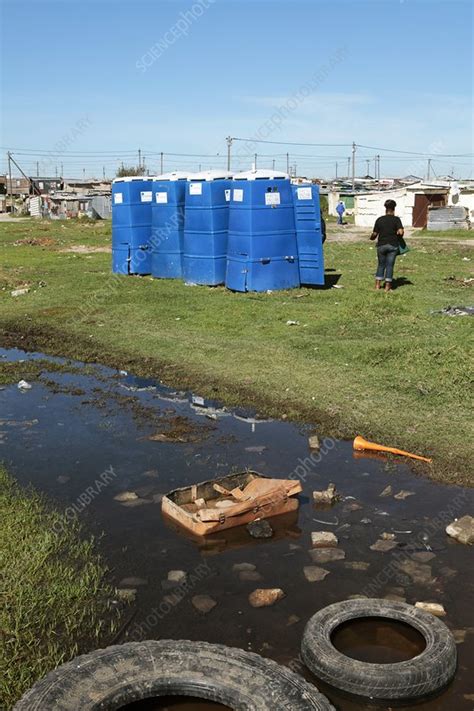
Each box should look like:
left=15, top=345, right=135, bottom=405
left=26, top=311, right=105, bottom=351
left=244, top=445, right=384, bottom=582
left=328, top=224, right=474, bottom=246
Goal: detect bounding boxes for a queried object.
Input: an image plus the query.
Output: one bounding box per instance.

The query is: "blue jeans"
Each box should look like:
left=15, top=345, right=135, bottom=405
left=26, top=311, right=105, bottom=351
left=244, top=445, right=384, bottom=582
left=337, top=213, right=344, bottom=224
left=376, top=244, right=398, bottom=282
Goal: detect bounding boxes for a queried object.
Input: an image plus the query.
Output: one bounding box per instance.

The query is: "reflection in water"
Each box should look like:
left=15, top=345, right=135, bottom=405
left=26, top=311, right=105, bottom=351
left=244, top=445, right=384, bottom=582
left=332, top=617, right=426, bottom=664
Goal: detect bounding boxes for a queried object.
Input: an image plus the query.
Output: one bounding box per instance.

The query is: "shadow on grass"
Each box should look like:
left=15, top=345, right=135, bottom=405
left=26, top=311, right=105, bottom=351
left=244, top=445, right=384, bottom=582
left=392, top=277, right=414, bottom=290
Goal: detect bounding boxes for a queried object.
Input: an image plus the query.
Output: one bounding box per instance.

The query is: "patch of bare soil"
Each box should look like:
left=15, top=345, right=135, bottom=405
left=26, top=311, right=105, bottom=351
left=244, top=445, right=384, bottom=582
left=60, top=245, right=111, bottom=254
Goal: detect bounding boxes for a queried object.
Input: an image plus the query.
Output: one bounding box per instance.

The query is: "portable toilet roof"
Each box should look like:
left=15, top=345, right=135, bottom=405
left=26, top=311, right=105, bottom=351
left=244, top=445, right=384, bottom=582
left=113, top=176, right=154, bottom=183
left=153, top=171, right=189, bottom=181
left=233, top=169, right=288, bottom=181
left=188, top=169, right=232, bottom=181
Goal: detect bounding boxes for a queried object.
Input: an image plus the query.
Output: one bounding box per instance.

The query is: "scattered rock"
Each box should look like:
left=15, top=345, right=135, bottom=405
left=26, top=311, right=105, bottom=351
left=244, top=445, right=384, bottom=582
left=11, top=287, right=29, bottom=297
left=303, top=566, right=330, bottom=582
left=114, top=491, right=138, bottom=502
left=453, top=629, right=466, bottom=643
left=116, top=588, right=137, bottom=603
left=313, top=483, right=339, bottom=504
left=370, top=539, right=398, bottom=552
left=385, top=594, right=406, bottom=603
left=17, top=380, right=32, bottom=391
left=168, top=570, right=187, bottom=584
left=287, top=614, right=300, bottom=626
left=446, top=515, right=474, bottom=545
left=308, top=434, right=320, bottom=450
left=239, top=570, right=263, bottom=582
left=344, top=561, right=370, bottom=571
left=246, top=519, right=274, bottom=539
left=118, top=577, right=148, bottom=587
left=120, top=498, right=152, bottom=507
left=415, top=602, right=446, bottom=617
left=192, top=594, right=217, bottom=614
left=411, top=551, right=436, bottom=563
left=394, top=490, right=415, bottom=500
left=248, top=588, right=285, bottom=607
left=286, top=320, right=300, bottom=326
left=396, top=560, right=433, bottom=585
left=379, top=485, right=393, bottom=497
left=311, top=531, right=338, bottom=548
left=232, top=562, right=257, bottom=573
left=381, top=532, right=396, bottom=541
left=309, top=548, right=345, bottom=564
left=360, top=517, right=372, bottom=525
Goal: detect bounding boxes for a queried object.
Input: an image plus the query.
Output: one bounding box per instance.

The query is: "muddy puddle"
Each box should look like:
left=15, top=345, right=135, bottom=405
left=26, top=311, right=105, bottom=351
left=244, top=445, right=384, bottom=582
left=1, top=347, right=473, bottom=710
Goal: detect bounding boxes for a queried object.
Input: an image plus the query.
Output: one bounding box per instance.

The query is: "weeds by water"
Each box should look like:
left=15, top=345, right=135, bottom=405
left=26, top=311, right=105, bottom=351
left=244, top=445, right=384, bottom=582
left=0, top=467, right=119, bottom=708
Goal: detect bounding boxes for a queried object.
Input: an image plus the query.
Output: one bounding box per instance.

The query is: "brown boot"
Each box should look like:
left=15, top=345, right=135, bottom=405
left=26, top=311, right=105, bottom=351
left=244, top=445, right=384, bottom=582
left=385, top=281, right=392, bottom=292
left=375, top=279, right=383, bottom=290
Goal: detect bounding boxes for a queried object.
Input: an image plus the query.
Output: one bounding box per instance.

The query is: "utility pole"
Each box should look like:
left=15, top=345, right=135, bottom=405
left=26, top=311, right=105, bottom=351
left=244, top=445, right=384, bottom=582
left=7, top=151, right=14, bottom=213
left=272, top=159, right=275, bottom=170
left=142, top=155, right=146, bottom=174
left=427, top=158, right=431, bottom=180
left=55, top=166, right=58, bottom=178
left=60, top=162, right=63, bottom=177
left=36, top=161, right=39, bottom=177
left=347, top=156, right=350, bottom=178
left=138, top=148, right=142, bottom=171
left=351, top=141, right=356, bottom=189
left=254, top=153, right=257, bottom=169
left=374, top=155, right=377, bottom=178
left=83, top=168, right=86, bottom=180
left=160, top=152, right=164, bottom=174
left=226, top=136, right=233, bottom=171
left=377, top=154, right=381, bottom=180
left=103, top=166, right=106, bottom=180
left=335, top=162, right=338, bottom=179
left=286, top=152, right=290, bottom=175
left=366, top=159, right=370, bottom=176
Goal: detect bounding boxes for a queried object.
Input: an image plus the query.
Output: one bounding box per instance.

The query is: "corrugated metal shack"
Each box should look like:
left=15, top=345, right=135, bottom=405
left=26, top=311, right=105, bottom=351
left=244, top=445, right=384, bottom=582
left=427, top=205, right=469, bottom=231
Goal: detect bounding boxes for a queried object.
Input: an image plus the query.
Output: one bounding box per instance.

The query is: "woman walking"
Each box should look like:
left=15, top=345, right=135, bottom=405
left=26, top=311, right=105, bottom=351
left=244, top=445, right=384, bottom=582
left=370, top=199, right=405, bottom=291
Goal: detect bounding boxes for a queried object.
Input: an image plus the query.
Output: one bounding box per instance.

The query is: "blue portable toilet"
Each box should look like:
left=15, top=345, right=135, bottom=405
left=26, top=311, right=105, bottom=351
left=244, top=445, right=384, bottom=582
left=183, top=170, right=232, bottom=285
left=112, top=176, right=153, bottom=275
left=151, top=171, right=188, bottom=279
left=291, top=183, right=325, bottom=286
left=226, top=169, right=300, bottom=292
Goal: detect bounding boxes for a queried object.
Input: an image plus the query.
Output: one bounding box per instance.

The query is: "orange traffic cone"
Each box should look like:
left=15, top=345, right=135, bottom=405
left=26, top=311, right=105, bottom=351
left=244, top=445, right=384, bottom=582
left=353, top=435, right=432, bottom=463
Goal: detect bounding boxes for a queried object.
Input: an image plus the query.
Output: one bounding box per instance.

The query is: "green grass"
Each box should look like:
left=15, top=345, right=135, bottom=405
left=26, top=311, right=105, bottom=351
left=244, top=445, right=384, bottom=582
left=0, top=219, right=473, bottom=485
left=0, top=466, right=118, bottom=709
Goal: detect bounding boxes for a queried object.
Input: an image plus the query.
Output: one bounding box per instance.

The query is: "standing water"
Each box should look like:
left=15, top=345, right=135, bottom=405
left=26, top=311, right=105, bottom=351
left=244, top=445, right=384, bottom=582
left=1, top=347, right=473, bottom=710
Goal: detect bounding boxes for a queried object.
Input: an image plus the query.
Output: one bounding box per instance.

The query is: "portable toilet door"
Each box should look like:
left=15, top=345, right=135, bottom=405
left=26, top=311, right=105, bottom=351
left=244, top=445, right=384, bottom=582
left=183, top=170, right=232, bottom=285
left=151, top=172, right=188, bottom=279
left=226, top=169, right=300, bottom=292
left=291, top=183, right=325, bottom=286
left=112, top=176, right=153, bottom=275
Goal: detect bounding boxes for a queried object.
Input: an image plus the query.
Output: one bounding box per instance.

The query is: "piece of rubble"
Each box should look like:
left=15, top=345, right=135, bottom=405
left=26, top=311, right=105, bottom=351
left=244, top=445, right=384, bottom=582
left=192, top=594, right=217, bottom=614
left=344, top=561, right=370, bottom=571
left=370, top=539, right=398, bottom=552
left=415, top=602, right=446, bottom=617
left=11, top=287, right=29, bottom=297
left=379, top=485, right=393, bottom=497
left=313, top=483, right=339, bottom=504
left=17, top=380, right=32, bottom=391
left=345, top=502, right=363, bottom=511
left=248, top=588, right=285, bottom=607
left=311, top=531, right=338, bottom=548
left=118, top=577, right=148, bottom=587
left=113, top=491, right=138, bottom=502
left=116, top=588, right=137, bottom=603
left=308, top=434, right=320, bottom=450
left=303, top=566, right=330, bottom=582
left=233, top=562, right=257, bottom=573
left=168, top=570, right=187, bottom=584
left=381, top=532, right=396, bottom=540
left=246, top=520, right=273, bottom=539
left=394, top=490, right=415, bottom=500
left=446, top=515, right=474, bottom=545
left=239, top=570, right=263, bottom=582
left=309, top=548, right=345, bottom=564
left=396, top=560, right=433, bottom=585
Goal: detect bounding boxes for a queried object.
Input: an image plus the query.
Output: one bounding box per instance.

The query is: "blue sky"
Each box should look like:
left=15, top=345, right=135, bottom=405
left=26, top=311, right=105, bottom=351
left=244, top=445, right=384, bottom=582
left=1, top=0, right=472, bottom=178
